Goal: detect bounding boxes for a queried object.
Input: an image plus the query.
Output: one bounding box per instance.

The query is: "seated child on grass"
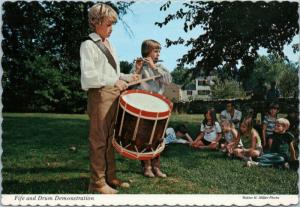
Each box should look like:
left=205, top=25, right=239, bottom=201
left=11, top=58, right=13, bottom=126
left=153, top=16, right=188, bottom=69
left=164, top=124, right=193, bottom=145
left=192, top=108, right=222, bottom=150
left=262, top=102, right=279, bottom=151
left=233, top=117, right=262, bottom=161
left=246, top=118, right=297, bottom=169
left=220, top=119, right=243, bottom=157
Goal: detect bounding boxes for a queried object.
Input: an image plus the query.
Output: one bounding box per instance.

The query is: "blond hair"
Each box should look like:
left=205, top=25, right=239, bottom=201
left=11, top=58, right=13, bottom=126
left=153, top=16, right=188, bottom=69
left=276, top=118, right=290, bottom=130
left=141, top=39, right=161, bottom=57
left=240, top=117, right=253, bottom=134
left=88, top=3, right=118, bottom=31
left=221, top=119, right=234, bottom=128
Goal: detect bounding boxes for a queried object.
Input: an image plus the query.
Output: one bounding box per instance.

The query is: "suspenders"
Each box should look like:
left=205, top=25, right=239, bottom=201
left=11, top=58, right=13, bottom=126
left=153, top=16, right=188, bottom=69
left=90, top=37, right=117, bottom=71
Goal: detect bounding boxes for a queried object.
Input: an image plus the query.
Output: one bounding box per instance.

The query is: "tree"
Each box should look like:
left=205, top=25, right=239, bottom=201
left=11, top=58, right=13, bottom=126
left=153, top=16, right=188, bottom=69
left=120, top=60, right=133, bottom=74
left=170, top=66, right=192, bottom=85
left=243, top=55, right=298, bottom=98
left=2, top=1, right=134, bottom=112
left=211, top=78, right=247, bottom=99
left=278, top=64, right=298, bottom=98
left=156, top=1, right=298, bottom=78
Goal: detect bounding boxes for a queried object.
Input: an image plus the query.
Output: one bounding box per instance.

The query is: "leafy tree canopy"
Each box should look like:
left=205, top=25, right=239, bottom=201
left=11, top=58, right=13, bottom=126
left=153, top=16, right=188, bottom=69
left=170, top=66, right=192, bottom=86
left=2, top=1, right=133, bottom=112
left=120, top=60, right=133, bottom=74
left=156, top=1, right=298, bottom=78
left=244, top=55, right=298, bottom=98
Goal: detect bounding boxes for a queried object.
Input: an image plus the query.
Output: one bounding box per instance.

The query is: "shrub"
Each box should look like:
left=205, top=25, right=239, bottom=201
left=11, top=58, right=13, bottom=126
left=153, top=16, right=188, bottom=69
left=211, top=78, right=247, bottom=99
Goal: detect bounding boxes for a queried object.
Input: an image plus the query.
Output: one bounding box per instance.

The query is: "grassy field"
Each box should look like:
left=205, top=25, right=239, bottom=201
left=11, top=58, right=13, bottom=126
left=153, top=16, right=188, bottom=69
left=2, top=113, right=298, bottom=194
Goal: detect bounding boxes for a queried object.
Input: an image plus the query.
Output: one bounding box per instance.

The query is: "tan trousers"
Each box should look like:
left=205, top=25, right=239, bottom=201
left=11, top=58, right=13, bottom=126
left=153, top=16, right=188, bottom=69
left=87, top=87, right=120, bottom=187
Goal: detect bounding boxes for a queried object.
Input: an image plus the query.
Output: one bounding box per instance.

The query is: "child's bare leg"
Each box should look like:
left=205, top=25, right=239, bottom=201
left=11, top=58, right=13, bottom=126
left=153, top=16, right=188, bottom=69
left=226, top=145, right=233, bottom=154
left=233, top=148, right=243, bottom=158
left=249, top=149, right=260, bottom=159
left=209, top=142, right=218, bottom=150
left=220, top=143, right=227, bottom=152
left=192, top=140, right=205, bottom=148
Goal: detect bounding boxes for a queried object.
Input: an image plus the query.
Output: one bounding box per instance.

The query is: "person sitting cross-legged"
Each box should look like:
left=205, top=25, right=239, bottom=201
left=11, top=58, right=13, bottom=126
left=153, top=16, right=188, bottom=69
left=192, top=108, right=222, bottom=150
left=246, top=118, right=297, bottom=169
left=233, top=117, right=262, bottom=161
left=220, top=119, right=243, bottom=157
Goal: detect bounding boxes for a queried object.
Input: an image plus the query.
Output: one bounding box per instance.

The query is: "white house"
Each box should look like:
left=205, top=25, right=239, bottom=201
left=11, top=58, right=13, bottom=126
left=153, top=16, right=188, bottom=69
left=182, top=74, right=216, bottom=100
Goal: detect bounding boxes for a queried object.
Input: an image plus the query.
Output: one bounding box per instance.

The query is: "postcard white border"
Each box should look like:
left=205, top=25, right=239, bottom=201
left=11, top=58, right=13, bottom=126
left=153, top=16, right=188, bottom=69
left=1, top=194, right=298, bottom=206
left=1, top=0, right=299, bottom=206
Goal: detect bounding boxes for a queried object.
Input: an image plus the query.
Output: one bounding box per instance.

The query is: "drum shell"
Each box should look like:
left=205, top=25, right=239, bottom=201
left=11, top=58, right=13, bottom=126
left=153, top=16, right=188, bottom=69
left=114, top=107, right=168, bottom=152
left=113, top=90, right=173, bottom=159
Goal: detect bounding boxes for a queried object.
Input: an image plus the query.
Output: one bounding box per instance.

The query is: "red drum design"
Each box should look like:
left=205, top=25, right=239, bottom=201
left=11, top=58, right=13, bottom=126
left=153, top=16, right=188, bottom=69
left=112, top=89, right=173, bottom=160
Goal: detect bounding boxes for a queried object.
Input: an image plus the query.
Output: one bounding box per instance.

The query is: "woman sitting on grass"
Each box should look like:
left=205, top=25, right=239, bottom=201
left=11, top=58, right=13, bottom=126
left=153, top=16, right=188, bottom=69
left=192, top=108, right=222, bottom=150
left=220, top=119, right=243, bottom=157
left=233, top=117, right=262, bottom=161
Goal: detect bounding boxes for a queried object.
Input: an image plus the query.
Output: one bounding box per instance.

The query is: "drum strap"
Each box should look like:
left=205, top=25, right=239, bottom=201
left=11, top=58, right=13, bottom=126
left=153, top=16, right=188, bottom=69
left=90, top=37, right=117, bottom=71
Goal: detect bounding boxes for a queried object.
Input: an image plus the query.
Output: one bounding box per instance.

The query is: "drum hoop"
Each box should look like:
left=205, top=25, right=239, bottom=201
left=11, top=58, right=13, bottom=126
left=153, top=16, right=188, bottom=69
left=120, top=89, right=173, bottom=119
left=112, top=137, right=165, bottom=160
left=119, top=104, right=170, bottom=120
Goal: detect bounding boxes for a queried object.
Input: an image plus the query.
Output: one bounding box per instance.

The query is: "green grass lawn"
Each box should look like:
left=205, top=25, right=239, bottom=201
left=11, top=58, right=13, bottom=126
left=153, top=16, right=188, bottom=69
left=2, top=113, right=298, bottom=194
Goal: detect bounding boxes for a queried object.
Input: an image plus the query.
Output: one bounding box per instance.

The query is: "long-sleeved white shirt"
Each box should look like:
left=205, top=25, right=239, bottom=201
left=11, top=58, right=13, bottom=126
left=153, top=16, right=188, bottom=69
left=130, top=63, right=172, bottom=95
left=80, top=33, right=131, bottom=91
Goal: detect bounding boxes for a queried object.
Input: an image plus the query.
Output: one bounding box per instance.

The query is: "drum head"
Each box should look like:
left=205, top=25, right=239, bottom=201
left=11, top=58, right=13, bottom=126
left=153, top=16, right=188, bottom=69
left=120, top=90, right=172, bottom=118
left=123, top=92, right=169, bottom=113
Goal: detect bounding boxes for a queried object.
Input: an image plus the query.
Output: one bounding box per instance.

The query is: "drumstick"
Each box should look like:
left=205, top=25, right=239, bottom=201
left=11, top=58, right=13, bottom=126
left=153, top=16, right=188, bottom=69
left=128, top=75, right=162, bottom=87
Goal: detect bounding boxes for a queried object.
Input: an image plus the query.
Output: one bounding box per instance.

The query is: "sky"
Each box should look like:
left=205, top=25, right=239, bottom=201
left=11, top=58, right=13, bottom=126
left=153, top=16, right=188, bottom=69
left=110, top=1, right=299, bottom=71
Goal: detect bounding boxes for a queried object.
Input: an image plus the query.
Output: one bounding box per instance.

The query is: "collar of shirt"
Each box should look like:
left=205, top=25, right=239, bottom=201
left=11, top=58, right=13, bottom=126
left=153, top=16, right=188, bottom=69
left=89, top=32, right=105, bottom=42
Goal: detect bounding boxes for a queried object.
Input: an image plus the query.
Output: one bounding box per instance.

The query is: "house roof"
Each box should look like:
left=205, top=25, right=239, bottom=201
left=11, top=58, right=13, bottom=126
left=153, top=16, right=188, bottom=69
left=182, top=82, right=196, bottom=90
left=166, top=82, right=181, bottom=89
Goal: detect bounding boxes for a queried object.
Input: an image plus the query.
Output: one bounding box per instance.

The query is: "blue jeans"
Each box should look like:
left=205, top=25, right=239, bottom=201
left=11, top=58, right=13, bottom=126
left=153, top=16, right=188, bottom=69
left=257, top=153, right=285, bottom=167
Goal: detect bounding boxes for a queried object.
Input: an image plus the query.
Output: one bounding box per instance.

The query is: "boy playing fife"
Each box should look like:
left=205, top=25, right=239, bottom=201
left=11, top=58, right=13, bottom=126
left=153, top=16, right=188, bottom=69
left=131, top=39, right=172, bottom=178
left=246, top=118, right=297, bottom=169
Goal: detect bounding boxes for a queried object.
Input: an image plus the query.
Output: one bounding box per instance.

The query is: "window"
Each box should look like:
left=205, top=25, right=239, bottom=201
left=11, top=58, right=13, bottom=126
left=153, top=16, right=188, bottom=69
left=197, top=90, right=211, bottom=95
left=198, top=80, right=207, bottom=86
left=187, top=90, right=193, bottom=95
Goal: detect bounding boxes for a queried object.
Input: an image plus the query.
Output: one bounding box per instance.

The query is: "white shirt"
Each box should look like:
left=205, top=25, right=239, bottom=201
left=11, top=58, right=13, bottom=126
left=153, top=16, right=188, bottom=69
left=80, top=33, right=131, bottom=91
left=164, top=128, right=176, bottom=144
left=224, top=131, right=244, bottom=147
left=164, top=128, right=188, bottom=144
left=220, top=109, right=242, bottom=128
left=224, top=131, right=233, bottom=143
left=200, top=122, right=222, bottom=142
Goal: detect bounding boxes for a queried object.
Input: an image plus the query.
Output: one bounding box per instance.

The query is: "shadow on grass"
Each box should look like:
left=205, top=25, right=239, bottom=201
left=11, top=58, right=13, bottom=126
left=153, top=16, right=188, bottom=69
left=3, top=167, right=89, bottom=174
left=2, top=177, right=90, bottom=194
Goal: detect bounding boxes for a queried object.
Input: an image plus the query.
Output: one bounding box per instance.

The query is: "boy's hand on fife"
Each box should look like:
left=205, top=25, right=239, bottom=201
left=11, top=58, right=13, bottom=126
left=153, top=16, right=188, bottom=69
left=135, top=58, right=143, bottom=74
left=144, top=57, right=156, bottom=70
